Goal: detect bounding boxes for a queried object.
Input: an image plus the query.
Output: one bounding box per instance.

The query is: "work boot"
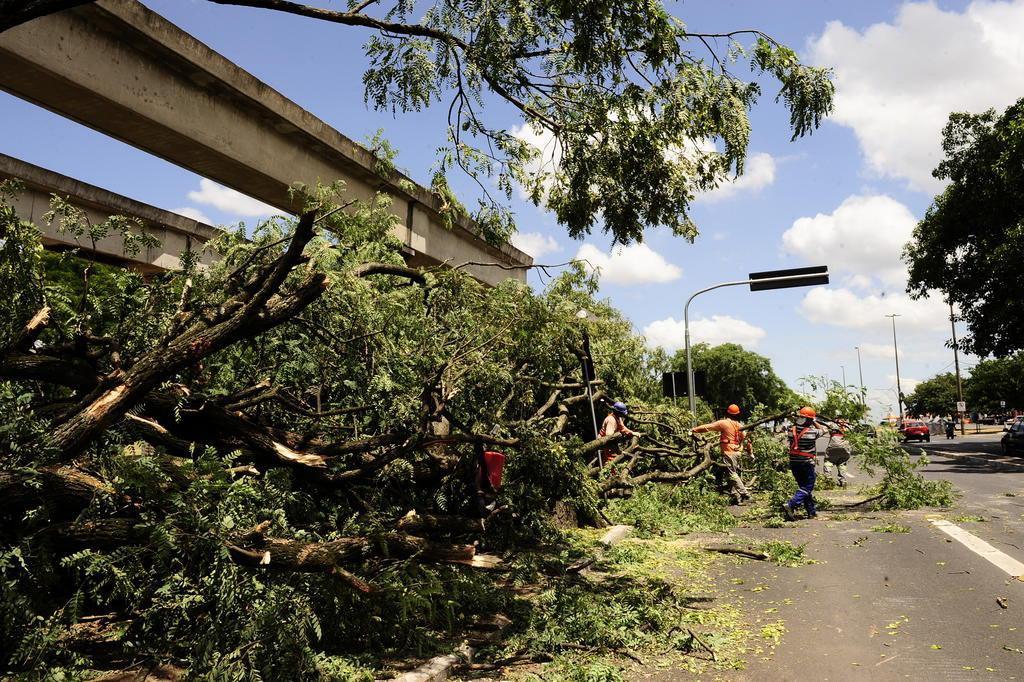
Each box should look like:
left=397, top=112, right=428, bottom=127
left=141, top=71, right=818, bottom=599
left=781, top=503, right=796, bottom=522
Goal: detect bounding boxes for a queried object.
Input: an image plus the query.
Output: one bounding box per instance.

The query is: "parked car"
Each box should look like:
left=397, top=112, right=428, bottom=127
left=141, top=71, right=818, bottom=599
left=1002, top=420, right=1024, bottom=456
left=900, top=420, right=931, bottom=442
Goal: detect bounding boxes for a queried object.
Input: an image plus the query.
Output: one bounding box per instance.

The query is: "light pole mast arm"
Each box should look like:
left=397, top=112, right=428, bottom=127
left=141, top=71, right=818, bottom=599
left=683, top=272, right=829, bottom=416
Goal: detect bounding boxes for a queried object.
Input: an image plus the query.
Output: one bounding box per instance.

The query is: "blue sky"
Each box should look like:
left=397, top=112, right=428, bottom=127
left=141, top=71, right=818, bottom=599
left=4, top=0, right=1024, bottom=417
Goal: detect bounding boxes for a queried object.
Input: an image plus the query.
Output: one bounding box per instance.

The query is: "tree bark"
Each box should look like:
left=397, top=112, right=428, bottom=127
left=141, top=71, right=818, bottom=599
left=225, top=530, right=478, bottom=573
left=0, top=465, right=113, bottom=514
left=47, top=212, right=323, bottom=457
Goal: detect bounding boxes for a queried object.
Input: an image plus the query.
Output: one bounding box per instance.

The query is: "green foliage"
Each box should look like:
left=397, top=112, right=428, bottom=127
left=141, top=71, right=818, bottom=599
left=965, top=354, right=1024, bottom=413
left=871, top=523, right=911, bottom=534
left=538, top=658, right=626, bottom=682
left=905, top=98, right=1024, bottom=356
left=357, top=1, right=833, bottom=244
left=801, top=375, right=869, bottom=423
left=758, top=541, right=810, bottom=567
left=605, top=483, right=737, bottom=539
left=673, top=343, right=797, bottom=415
left=854, top=431, right=958, bottom=510
left=1, top=186, right=720, bottom=678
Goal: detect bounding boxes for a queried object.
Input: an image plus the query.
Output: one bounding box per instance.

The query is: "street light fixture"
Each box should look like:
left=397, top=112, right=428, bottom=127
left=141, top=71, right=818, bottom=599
left=886, top=314, right=904, bottom=421
left=576, top=309, right=601, bottom=442
left=683, top=266, right=829, bottom=414
left=855, top=346, right=866, bottom=407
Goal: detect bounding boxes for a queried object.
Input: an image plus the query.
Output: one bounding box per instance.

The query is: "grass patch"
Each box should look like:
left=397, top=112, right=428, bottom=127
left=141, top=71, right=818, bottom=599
left=952, top=514, right=986, bottom=523
left=872, top=523, right=911, bottom=534
left=605, top=482, right=737, bottom=539
left=496, top=537, right=759, bottom=679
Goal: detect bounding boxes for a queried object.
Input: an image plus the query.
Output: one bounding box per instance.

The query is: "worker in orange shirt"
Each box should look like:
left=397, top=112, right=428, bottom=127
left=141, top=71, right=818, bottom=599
left=690, top=404, right=752, bottom=504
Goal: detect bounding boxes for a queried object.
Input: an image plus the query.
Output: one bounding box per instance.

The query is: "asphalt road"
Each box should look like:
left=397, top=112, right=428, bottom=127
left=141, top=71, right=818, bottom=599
left=714, top=434, right=1024, bottom=680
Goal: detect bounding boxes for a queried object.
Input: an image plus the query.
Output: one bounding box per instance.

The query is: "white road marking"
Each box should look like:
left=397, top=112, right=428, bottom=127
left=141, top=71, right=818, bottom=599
left=930, top=519, right=1024, bottom=578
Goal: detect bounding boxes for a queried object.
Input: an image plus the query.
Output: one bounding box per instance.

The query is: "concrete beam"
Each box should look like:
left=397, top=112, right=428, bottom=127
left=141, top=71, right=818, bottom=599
left=1, top=152, right=220, bottom=273
left=0, top=0, right=532, bottom=285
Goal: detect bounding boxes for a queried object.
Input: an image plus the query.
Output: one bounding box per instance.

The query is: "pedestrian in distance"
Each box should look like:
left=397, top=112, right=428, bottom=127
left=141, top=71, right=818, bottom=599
left=690, top=403, right=753, bottom=505
left=945, top=417, right=956, bottom=439
left=782, top=406, right=829, bottom=521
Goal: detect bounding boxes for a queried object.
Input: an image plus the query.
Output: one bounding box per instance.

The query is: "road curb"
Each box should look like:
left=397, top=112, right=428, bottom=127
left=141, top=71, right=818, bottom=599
left=921, top=447, right=1024, bottom=473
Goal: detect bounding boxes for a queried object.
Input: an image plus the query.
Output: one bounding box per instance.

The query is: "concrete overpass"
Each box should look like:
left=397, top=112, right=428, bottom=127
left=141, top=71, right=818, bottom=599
left=0, top=0, right=532, bottom=284
left=1, top=153, right=221, bottom=273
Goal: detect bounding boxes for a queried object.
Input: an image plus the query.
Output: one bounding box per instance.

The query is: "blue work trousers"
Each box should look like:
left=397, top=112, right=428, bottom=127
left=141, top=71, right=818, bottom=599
left=787, top=457, right=816, bottom=516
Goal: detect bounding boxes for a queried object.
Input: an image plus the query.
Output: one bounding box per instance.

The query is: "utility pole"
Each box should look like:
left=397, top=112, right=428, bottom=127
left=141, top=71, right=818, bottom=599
left=841, top=365, right=847, bottom=388
left=855, top=346, right=866, bottom=407
left=576, top=310, right=601, bottom=443
left=886, top=314, right=904, bottom=421
left=950, top=302, right=965, bottom=435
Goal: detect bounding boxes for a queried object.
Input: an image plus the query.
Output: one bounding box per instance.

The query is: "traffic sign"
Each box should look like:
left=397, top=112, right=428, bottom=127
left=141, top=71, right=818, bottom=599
left=956, top=401, right=966, bottom=412
left=1001, top=400, right=1007, bottom=408
left=748, top=265, right=829, bottom=292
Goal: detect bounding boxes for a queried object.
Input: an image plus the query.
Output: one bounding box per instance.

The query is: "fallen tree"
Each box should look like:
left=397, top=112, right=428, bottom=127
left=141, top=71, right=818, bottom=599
left=0, top=184, right=722, bottom=677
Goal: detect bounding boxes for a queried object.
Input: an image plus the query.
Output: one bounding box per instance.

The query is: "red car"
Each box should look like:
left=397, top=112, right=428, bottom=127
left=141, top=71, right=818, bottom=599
left=900, top=420, right=931, bottom=442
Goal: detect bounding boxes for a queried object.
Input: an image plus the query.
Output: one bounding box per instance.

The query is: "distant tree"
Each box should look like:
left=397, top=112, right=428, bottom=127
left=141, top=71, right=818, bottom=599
left=905, top=99, right=1024, bottom=356
left=672, top=343, right=797, bottom=415
left=965, top=354, right=1024, bottom=413
left=1, top=0, right=833, bottom=246
left=905, top=372, right=959, bottom=417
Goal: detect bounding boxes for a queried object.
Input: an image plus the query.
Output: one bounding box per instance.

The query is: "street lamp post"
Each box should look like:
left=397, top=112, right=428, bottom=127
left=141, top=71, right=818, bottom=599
left=576, top=309, right=601, bottom=442
left=855, top=346, right=866, bottom=407
left=949, top=302, right=966, bottom=435
left=684, top=266, right=829, bottom=414
left=886, top=314, right=904, bottom=421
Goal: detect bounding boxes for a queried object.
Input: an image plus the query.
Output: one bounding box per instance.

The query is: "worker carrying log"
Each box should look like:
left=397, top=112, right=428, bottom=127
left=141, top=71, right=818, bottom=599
left=690, top=404, right=752, bottom=505
left=823, top=419, right=854, bottom=487
left=781, top=406, right=829, bottom=521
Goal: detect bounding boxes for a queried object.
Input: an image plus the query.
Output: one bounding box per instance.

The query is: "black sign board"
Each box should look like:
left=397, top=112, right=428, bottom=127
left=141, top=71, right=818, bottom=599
left=662, top=370, right=706, bottom=398
left=749, top=265, right=829, bottom=292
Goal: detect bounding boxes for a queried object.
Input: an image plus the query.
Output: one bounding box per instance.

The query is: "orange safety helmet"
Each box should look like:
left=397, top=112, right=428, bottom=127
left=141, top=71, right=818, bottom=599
left=798, top=406, right=817, bottom=419
left=727, top=404, right=741, bottom=415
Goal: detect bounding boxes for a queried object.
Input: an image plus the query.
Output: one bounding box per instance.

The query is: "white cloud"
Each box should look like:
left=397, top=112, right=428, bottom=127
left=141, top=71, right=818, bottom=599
left=798, top=286, right=950, bottom=332
left=857, top=342, right=896, bottom=359
left=575, top=243, right=681, bottom=285
left=809, top=1, right=1024, bottom=192
left=643, top=315, right=766, bottom=352
left=510, top=231, right=559, bottom=259
left=510, top=123, right=561, bottom=199
left=698, top=152, right=777, bottom=202
left=172, top=207, right=212, bottom=224
left=187, top=179, right=283, bottom=218
left=782, top=194, right=917, bottom=287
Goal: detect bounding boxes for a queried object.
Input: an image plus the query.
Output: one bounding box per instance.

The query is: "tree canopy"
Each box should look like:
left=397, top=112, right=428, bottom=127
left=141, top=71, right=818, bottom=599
left=672, top=342, right=797, bottom=416
left=2, top=0, right=834, bottom=246
left=905, top=98, right=1024, bottom=356
left=964, top=353, right=1024, bottom=413
left=905, top=372, right=959, bottom=417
